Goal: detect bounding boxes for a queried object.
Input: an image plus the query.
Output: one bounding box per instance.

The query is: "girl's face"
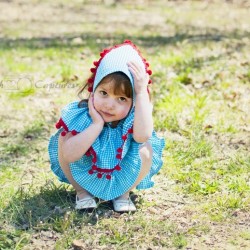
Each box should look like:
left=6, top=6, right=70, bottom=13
left=93, top=80, right=132, bottom=123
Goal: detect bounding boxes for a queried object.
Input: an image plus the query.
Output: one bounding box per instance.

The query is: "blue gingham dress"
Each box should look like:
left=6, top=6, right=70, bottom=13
left=48, top=101, right=165, bottom=200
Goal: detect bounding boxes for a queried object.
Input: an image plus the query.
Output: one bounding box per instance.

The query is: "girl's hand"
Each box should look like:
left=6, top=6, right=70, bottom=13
left=127, top=61, right=149, bottom=95
left=88, top=94, right=104, bottom=126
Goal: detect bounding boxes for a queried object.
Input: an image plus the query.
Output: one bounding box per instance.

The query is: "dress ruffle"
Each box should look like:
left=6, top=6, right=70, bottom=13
left=48, top=101, right=165, bottom=200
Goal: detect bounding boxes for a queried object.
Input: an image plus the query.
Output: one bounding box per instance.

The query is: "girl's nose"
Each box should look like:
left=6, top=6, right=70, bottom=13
left=105, top=98, right=115, bottom=110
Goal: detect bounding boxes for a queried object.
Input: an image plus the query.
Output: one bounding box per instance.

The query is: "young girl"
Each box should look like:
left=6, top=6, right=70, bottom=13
left=48, top=40, right=165, bottom=212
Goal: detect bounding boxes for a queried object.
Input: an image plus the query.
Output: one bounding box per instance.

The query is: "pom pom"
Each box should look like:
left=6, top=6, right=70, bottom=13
left=116, top=154, right=122, bottom=159
left=122, top=135, right=127, bottom=140
left=124, top=40, right=132, bottom=44
left=88, top=87, right=93, bottom=92
left=106, top=175, right=111, bottom=180
left=92, top=158, right=97, bottom=164
left=100, top=49, right=108, bottom=57
left=87, top=78, right=94, bottom=84
left=148, top=79, right=152, bottom=84
left=61, top=131, right=67, bottom=136
left=88, top=170, right=94, bottom=175
left=146, top=62, right=150, bottom=67
left=147, top=69, right=152, bottom=75
left=71, top=130, right=77, bottom=136
left=93, top=61, right=99, bottom=66
left=115, top=165, right=121, bottom=171
left=92, top=165, right=97, bottom=170
left=90, top=68, right=96, bottom=73
left=55, top=122, right=61, bottom=129
left=117, top=148, right=122, bottom=153
left=128, top=128, right=133, bottom=134
left=97, top=173, right=102, bottom=179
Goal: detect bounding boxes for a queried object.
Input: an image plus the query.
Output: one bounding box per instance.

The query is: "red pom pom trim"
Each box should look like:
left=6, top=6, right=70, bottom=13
left=106, top=175, right=111, bottom=180
left=61, top=131, right=67, bottom=136
left=55, top=122, right=61, bottom=129
left=93, top=61, right=99, bottom=66
left=71, top=130, right=77, bottom=136
left=88, top=170, right=94, bottom=175
left=147, top=69, right=152, bottom=75
left=117, top=148, right=122, bottom=153
left=97, top=173, right=102, bottom=179
left=87, top=78, right=94, bottom=84
left=122, top=135, right=127, bottom=140
left=124, top=40, right=132, bottom=44
left=115, top=165, right=121, bottom=171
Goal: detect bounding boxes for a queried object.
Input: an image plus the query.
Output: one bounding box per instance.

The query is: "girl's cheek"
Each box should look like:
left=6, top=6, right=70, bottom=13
left=93, top=96, right=99, bottom=109
left=122, top=108, right=130, bottom=118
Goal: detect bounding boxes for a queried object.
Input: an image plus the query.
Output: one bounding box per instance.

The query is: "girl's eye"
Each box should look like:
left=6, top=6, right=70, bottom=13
left=119, top=97, right=127, bottom=102
left=100, top=91, right=107, bottom=96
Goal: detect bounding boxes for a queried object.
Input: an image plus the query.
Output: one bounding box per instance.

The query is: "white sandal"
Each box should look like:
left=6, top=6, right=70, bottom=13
left=75, top=196, right=97, bottom=210
left=112, top=198, right=136, bottom=212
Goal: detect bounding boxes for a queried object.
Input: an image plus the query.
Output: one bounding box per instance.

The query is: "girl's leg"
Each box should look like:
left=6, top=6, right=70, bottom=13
left=118, top=142, right=153, bottom=199
left=58, top=134, right=91, bottom=200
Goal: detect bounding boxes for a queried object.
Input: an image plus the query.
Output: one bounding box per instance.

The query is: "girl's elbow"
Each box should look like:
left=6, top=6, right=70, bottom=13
left=134, top=137, right=150, bottom=143
left=133, top=132, right=152, bottom=143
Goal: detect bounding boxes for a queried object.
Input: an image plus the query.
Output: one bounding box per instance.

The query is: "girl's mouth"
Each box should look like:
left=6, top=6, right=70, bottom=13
left=101, top=111, right=114, bottom=117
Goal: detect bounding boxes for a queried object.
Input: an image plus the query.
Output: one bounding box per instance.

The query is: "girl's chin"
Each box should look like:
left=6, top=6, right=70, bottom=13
left=101, top=116, right=115, bottom=123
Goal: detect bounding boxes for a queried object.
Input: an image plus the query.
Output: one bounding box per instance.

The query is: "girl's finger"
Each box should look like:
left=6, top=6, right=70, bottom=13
left=128, top=64, right=141, bottom=78
left=88, top=94, right=94, bottom=111
left=128, top=61, right=144, bottom=72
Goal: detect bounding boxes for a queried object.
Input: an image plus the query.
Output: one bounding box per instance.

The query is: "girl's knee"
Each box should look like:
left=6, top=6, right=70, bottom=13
left=58, top=133, right=73, bottom=168
left=139, top=142, right=153, bottom=164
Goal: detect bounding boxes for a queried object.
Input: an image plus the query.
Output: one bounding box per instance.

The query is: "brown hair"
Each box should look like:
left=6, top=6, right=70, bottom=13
left=78, top=72, right=132, bottom=107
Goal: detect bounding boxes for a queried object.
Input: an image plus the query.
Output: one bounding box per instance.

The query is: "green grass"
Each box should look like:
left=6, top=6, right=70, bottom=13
left=0, top=0, right=250, bottom=249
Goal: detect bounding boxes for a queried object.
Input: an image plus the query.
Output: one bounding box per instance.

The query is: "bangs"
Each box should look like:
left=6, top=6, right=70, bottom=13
left=98, top=72, right=132, bottom=98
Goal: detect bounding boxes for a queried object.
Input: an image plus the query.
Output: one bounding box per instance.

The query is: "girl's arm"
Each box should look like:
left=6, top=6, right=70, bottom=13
left=127, top=61, right=153, bottom=143
left=60, top=95, right=104, bottom=163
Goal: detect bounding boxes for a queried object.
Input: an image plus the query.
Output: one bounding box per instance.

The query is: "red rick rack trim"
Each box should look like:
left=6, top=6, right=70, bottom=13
left=86, top=40, right=153, bottom=93
left=86, top=127, right=133, bottom=180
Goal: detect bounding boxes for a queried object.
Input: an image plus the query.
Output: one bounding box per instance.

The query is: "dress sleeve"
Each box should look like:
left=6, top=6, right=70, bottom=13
left=55, top=101, right=92, bottom=136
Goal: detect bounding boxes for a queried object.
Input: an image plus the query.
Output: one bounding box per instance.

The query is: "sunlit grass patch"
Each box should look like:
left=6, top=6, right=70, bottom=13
left=239, top=231, right=250, bottom=241
left=154, top=82, right=193, bottom=131
left=2, top=143, right=29, bottom=157
left=8, top=87, right=36, bottom=99
left=21, top=120, right=46, bottom=139
left=0, top=229, right=30, bottom=250
left=54, top=214, right=185, bottom=249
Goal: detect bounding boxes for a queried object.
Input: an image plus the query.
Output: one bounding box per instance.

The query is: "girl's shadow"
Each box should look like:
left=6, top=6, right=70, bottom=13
left=3, top=181, right=141, bottom=230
